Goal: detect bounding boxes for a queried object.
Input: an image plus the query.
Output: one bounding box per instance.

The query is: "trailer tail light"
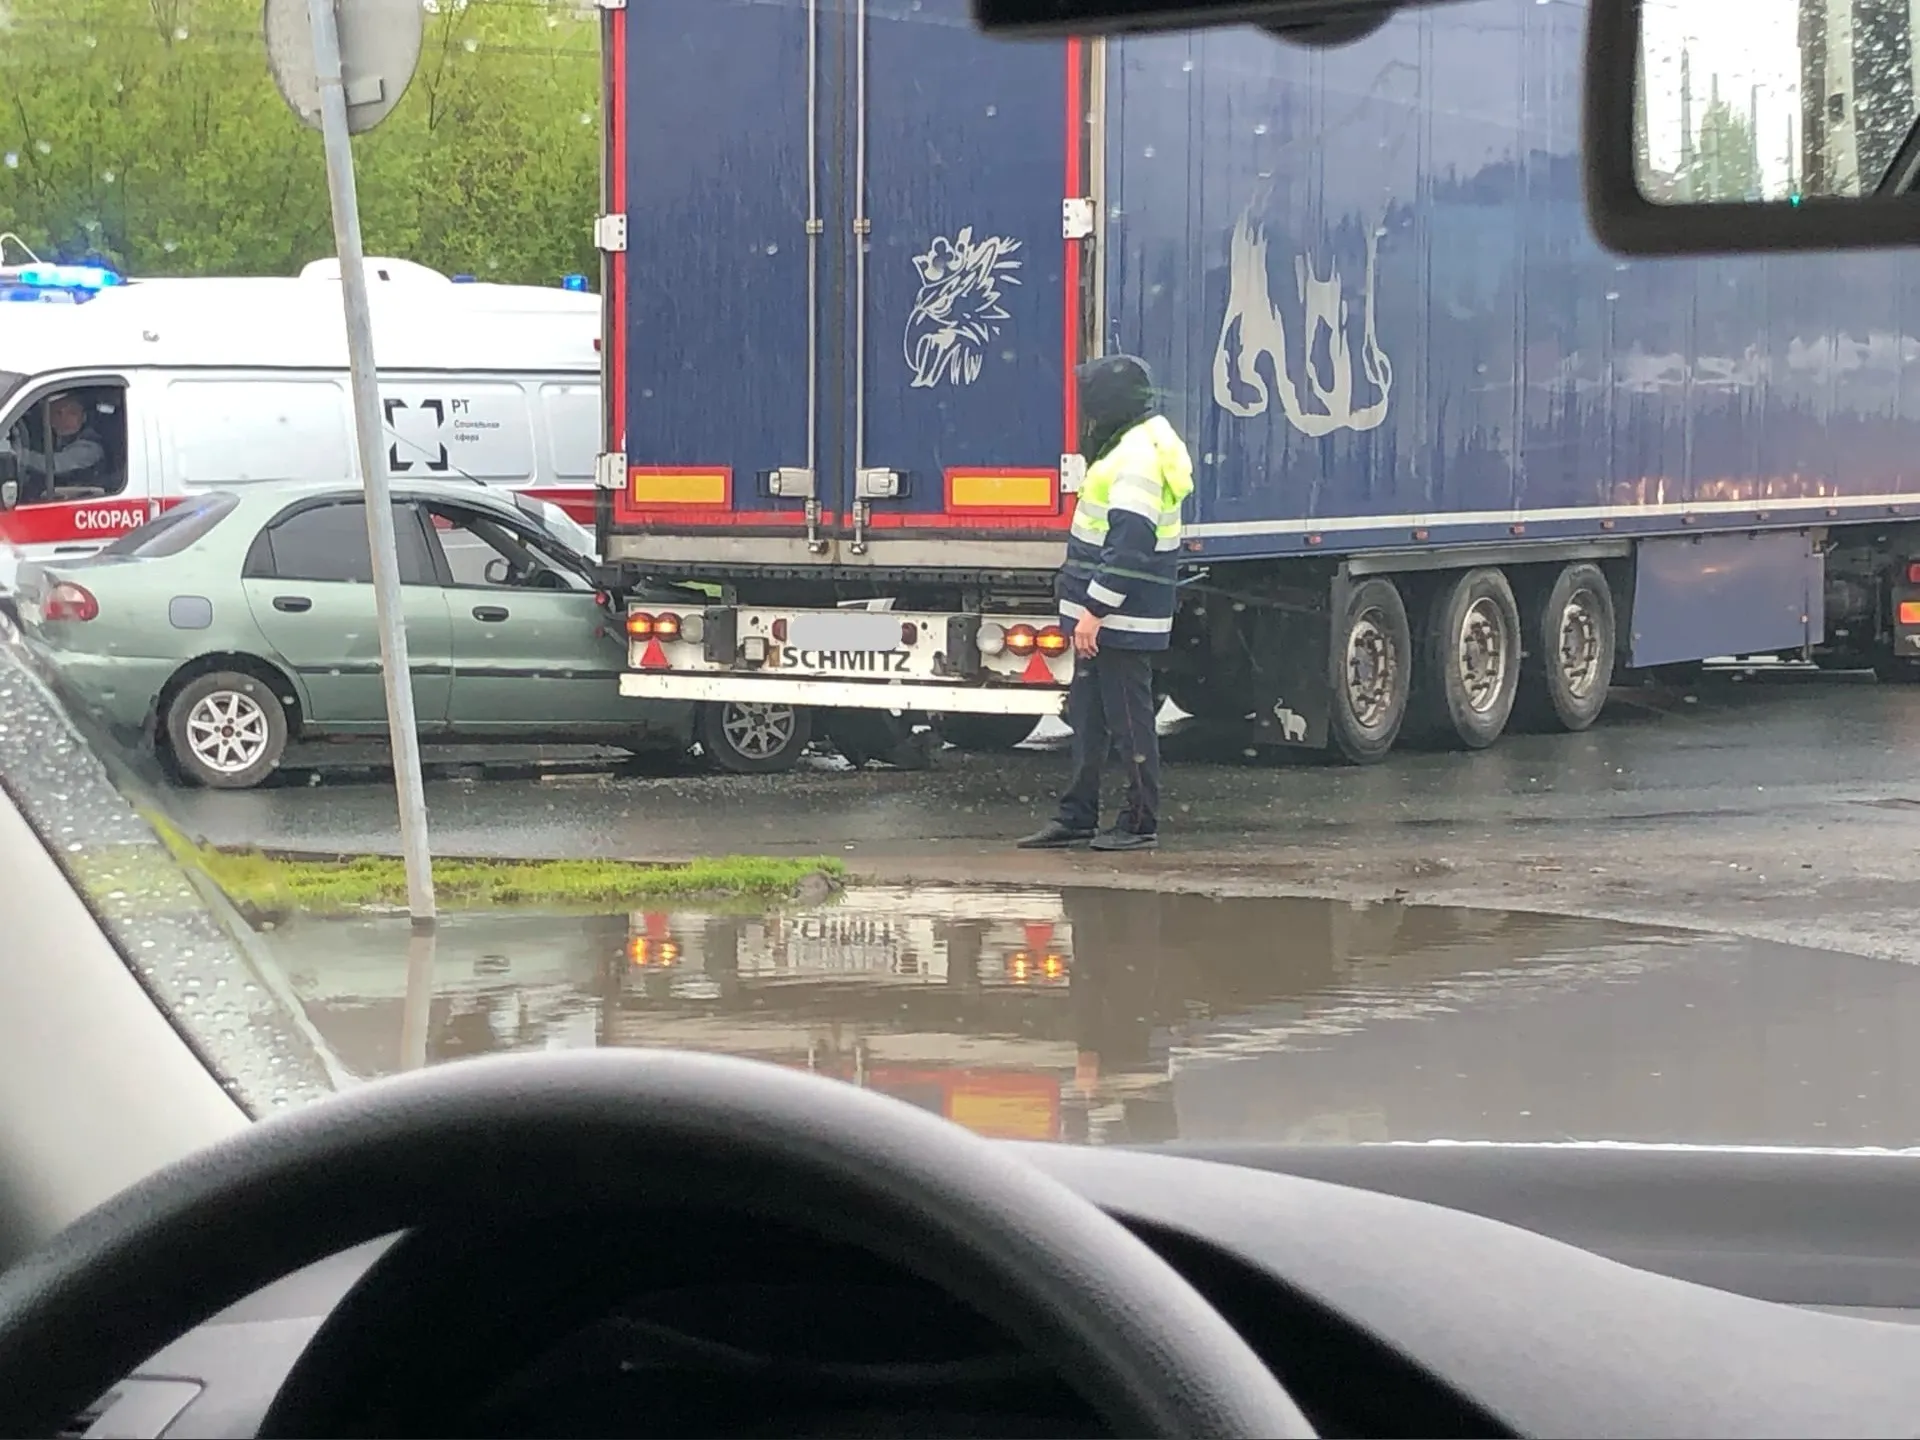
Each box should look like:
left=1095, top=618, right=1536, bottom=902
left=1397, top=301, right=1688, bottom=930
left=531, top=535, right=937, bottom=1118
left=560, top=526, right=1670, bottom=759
left=653, top=611, right=682, bottom=640
left=1899, top=601, right=1920, bottom=627
left=42, top=582, right=98, bottom=622
left=1035, top=625, right=1068, bottom=656
left=1005, top=623, right=1038, bottom=655
left=626, top=611, right=656, bottom=638
left=976, top=622, right=1006, bottom=655
left=627, top=936, right=680, bottom=967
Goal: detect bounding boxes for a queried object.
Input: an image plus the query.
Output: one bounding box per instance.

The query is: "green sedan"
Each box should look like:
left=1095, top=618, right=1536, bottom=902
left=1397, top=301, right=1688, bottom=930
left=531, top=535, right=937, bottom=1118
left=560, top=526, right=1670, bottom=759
left=10, top=479, right=810, bottom=787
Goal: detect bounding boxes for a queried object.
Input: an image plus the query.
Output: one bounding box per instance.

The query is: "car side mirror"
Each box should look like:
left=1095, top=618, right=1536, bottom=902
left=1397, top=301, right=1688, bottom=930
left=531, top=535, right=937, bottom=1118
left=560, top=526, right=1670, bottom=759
left=1586, top=0, right=1920, bottom=255
left=484, top=557, right=513, bottom=586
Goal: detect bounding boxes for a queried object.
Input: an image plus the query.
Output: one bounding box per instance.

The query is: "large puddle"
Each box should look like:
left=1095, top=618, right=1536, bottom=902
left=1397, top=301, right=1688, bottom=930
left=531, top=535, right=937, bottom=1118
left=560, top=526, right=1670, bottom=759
left=256, top=886, right=1920, bottom=1150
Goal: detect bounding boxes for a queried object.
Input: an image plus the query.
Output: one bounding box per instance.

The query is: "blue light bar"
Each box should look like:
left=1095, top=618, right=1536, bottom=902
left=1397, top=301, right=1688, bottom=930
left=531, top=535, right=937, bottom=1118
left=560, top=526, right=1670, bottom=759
left=560, top=273, right=590, bottom=292
left=0, top=262, right=126, bottom=303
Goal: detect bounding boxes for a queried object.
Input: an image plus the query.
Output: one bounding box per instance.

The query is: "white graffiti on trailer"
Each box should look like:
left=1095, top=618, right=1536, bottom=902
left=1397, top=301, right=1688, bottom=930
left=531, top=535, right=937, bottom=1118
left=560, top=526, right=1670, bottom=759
left=904, top=227, right=1023, bottom=388
left=1213, top=208, right=1393, bottom=435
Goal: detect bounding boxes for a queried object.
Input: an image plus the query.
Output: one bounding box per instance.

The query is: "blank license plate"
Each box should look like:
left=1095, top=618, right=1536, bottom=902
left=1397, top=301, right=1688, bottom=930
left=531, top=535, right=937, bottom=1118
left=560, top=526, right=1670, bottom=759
left=787, top=611, right=903, bottom=651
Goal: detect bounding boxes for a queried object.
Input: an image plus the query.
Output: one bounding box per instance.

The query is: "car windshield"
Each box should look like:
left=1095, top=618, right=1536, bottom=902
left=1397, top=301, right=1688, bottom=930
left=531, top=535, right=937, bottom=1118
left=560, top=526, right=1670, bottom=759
left=7, top=0, right=1920, bottom=1162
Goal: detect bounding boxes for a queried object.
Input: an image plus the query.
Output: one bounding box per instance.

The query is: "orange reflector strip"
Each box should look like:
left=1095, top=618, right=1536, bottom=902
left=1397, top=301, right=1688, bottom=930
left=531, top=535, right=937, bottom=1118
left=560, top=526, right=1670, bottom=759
left=948, top=470, right=1057, bottom=511
left=1900, top=601, right=1920, bottom=628
left=640, top=638, right=671, bottom=670
left=1020, top=651, right=1055, bottom=684
left=628, top=469, right=730, bottom=506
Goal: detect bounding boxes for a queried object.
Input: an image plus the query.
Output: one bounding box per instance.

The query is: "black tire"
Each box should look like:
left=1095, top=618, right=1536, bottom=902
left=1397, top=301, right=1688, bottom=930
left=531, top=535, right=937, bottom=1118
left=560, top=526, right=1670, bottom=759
left=697, top=700, right=811, bottom=774
left=1514, top=562, right=1617, bottom=732
left=938, top=713, right=1037, bottom=752
left=162, top=669, right=290, bottom=790
left=1328, top=576, right=1412, bottom=764
left=825, top=708, right=933, bottom=770
left=1417, top=567, right=1522, bottom=750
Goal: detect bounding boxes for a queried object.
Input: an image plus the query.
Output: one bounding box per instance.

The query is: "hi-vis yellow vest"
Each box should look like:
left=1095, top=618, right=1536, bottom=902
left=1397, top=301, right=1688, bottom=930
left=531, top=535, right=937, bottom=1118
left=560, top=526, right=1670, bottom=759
left=1059, top=415, right=1194, bottom=649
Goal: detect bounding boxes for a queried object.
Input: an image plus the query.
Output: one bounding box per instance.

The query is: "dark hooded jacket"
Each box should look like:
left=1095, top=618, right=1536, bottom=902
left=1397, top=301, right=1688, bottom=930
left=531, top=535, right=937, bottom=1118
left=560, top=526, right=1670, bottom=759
left=1056, top=355, right=1189, bottom=651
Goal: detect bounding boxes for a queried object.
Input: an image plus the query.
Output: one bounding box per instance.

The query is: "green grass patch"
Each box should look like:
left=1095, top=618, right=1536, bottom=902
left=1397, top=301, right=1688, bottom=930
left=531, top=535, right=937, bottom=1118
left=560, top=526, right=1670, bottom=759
left=138, top=810, right=842, bottom=919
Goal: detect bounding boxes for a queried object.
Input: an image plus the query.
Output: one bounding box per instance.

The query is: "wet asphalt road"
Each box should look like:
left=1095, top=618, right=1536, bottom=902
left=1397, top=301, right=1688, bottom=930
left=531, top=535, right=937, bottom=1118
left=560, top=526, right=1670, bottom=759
left=154, top=666, right=1920, bottom=965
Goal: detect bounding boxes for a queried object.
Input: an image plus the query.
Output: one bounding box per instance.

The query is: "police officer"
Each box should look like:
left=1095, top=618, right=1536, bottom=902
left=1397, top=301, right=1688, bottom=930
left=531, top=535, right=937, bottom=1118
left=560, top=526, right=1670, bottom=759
left=1019, top=355, right=1193, bottom=853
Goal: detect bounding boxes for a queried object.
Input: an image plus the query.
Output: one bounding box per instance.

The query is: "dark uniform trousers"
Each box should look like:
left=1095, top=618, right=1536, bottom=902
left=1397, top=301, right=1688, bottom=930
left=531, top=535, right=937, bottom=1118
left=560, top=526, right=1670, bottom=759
left=1056, top=647, right=1160, bottom=838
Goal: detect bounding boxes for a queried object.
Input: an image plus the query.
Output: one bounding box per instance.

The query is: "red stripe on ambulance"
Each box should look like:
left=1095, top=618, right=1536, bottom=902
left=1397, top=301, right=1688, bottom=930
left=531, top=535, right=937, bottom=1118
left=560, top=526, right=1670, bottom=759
left=0, top=498, right=159, bottom=546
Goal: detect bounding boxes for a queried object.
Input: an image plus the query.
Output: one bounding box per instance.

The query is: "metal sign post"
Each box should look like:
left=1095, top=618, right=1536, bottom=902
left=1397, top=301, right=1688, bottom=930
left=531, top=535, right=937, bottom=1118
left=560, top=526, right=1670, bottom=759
left=267, top=0, right=434, bottom=928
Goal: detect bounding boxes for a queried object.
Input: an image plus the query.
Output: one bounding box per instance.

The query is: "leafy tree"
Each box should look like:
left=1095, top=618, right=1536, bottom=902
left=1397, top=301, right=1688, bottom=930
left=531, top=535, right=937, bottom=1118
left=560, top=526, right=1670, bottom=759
left=0, top=0, right=601, bottom=284
left=1678, top=86, right=1762, bottom=203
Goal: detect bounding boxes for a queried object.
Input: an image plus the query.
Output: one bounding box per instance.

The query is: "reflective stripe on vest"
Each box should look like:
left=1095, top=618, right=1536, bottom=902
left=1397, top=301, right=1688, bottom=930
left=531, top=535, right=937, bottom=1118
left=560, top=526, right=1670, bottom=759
left=1068, top=415, right=1194, bottom=551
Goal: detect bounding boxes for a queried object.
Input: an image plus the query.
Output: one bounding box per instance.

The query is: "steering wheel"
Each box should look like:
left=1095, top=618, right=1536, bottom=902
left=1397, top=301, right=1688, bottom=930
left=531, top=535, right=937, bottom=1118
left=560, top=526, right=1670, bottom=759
left=0, top=1051, right=1315, bottom=1438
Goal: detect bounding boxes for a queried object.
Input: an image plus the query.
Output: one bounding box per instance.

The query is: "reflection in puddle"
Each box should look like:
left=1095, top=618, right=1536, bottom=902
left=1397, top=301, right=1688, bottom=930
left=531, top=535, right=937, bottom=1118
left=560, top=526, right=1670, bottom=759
left=258, top=886, right=1920, bottom=1150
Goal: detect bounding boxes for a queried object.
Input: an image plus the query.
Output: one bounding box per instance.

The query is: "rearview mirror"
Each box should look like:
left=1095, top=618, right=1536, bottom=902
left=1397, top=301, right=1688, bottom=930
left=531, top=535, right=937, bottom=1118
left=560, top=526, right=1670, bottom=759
left=1588, top=0, right=1920, bottom=254
left=969, top=0, right=1396, bottom=42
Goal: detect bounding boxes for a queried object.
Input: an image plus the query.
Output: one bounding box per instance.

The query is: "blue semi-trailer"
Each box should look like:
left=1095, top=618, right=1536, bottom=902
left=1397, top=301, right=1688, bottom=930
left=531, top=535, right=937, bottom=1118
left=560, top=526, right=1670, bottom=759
left=596, top=0, right=1920, bottom=769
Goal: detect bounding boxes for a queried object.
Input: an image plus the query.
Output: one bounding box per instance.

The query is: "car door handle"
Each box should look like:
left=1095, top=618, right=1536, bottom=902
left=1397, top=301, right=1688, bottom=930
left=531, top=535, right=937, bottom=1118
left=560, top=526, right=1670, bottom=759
left=472, top=605, right=509, bottom=622
left=272, top=595, right=312, bottom=613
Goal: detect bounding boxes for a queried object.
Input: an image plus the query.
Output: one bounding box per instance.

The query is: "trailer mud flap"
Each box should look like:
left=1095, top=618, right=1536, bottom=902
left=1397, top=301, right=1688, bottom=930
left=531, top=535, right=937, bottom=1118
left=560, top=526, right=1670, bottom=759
left=1174, top=574, right=1334, bottom=749
left=1247, top=578, right=1336, bottom=749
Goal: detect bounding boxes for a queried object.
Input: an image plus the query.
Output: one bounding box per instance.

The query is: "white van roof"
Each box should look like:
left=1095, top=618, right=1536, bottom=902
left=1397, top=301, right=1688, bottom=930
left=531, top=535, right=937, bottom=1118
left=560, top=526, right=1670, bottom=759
left=0, top=269, right=600, bottom=376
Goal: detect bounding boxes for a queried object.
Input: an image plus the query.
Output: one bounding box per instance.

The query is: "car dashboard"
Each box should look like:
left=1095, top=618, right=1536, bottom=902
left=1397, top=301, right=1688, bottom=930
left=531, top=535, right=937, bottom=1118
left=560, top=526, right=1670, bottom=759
left=69, top=1143, right=1920, bottom=1438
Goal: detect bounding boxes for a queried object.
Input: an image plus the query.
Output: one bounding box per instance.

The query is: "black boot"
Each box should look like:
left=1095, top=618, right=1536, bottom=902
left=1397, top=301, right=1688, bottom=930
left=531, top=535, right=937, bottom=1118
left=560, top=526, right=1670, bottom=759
left=1016, top=821, right=1096, bottom=849
left=1090, top=828, right=1158, bottom=852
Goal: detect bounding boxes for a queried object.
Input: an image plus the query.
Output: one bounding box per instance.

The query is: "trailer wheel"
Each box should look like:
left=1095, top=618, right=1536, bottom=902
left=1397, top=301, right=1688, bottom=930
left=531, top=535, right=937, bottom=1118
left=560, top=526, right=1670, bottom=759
left=697, top=701, right=811, bottom=774
left=1419, top=567, right=1522, bottom=749
left=1328, top=577, right=1412, bottom=764
left=1515, top=563, right=1616, bottom=732
left=938, top=714, right=1038, bottom=752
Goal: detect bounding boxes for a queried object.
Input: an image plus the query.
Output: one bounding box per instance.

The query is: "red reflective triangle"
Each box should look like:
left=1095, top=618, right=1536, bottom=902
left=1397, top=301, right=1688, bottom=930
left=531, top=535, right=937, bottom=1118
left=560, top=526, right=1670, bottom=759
left=640, top=637, right=671, bottom=670
left=1021, top=651, right=1055, bottom=684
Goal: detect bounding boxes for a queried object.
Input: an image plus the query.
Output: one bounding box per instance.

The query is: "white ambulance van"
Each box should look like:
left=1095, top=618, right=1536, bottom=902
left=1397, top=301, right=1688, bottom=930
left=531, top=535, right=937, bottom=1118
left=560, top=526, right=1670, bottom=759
left=0, top=258, right=602, bottom=598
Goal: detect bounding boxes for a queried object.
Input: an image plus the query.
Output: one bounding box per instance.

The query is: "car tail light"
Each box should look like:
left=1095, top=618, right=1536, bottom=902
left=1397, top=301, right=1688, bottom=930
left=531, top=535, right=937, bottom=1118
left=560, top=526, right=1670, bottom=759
left=625, top=611, right=655, bottom=638
left=1005, top=623, right=1038, bottom=655
left=1035, top=624, right=1069, bottom=655
left=43, top=582, right=97, bottom=622
left=653, top=611, right=682, bottom=640
left=1899, top=601, right=1920, bottom=628
left=1907, top=562, right=1920, bottom=586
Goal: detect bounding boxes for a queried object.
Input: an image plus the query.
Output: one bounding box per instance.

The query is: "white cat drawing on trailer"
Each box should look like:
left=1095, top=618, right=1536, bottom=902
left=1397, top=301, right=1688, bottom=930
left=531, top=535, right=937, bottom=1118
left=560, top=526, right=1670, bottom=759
left=1212, top=204, right=1394, bottom=437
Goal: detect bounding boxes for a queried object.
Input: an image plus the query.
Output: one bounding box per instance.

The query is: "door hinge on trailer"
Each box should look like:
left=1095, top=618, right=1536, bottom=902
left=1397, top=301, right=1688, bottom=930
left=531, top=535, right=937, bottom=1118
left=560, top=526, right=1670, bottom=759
left=1060, top=453, right=1087, bottom=494
left=595, top=452, right=626, bottom=490
left=593, top=214, right=627, bottom=253
left=1062, top=197, right=1095, bottom=240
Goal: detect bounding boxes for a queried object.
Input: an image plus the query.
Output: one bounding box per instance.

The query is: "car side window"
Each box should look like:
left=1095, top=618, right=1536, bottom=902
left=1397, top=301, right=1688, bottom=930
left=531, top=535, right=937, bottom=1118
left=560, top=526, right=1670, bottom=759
left=244, top=501, right=433, bottom=585
left=424, top=505, right=589, bottom=592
